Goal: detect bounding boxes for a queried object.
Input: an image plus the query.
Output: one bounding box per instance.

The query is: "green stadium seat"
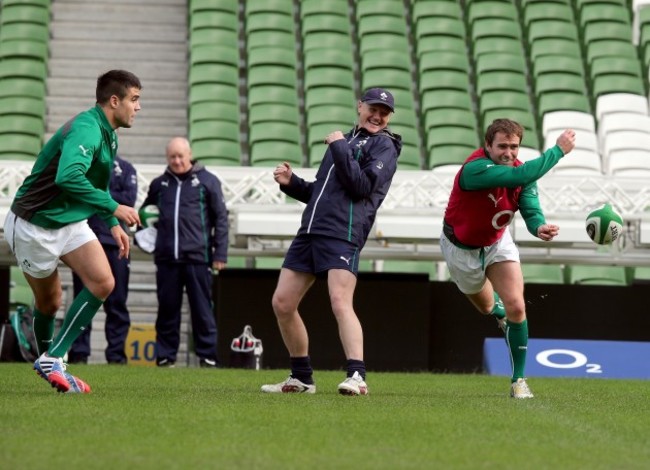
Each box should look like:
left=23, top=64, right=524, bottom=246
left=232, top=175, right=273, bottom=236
left=190, top=0, right=238, bottom=14
left=248, top=46, right=296, bottom=68
left=309, top=143, right=326, bottom=167
left=428, top=144, right=478, bottom=169
left=250, top=141, right=302, bottom=166
left=419, top=51, right=470, bottom=73
left=419, top=70, right=471, bottom=94
left=248, top=30, right=295, bottom=51
left=389, top=124, right=420, bottom=149
left=362, top=49, right=411, bottom=73
left=248, top=66, right=297, bottom=88
left=483, top=109, right=537, bottom=134
left=10, top=267, right=33, bottom=307
left=2, top=0, right=50, bottom=6
left=245, top=0, right=293, bottom=16
left=0, top=4, right=50, bottom=26
left=473, top=37, right=524, bottom=58
left=0, top=77, right=45, bottom=99
left=190, top=83, right=239, bottom=105
left=583, top=22, right=631, bottom=44
left=249, top=103, right=299, bottom=126
left=254, top=257, right=284, bottom=269
left=308, top=122, right=350, bottom=147
left=415, top=17, right=465, bottom=42
left=579, top=4, right=630, bottom=29
left=587, top=40, right=638, bottom=65
left=190, top=28, right=238, bottom=49
left=0, top=58, right=47, bottom=81
left=528, top=20, right=579, bottom=43
left=0, top=133, right=41, bottom=159
left=249, top=122, right=301, bottom=147
left=190, top=44, right=238, bottom=67
left=471, top=18, right=522, bottom=43
left=591, top=75, right=646, bottom=97
left=189, top=120, right=240, bottom=143
left=361, top=68, right=412, bottom=92
left=0, top=96, right=45, bottom=119
left=535, top=73, right=587, bottom=97
left=427, top=126, right=480, bottom=154
left=589, top=57, right=642, bottom=81
left=307, top=104, right=355, bottom=127
left=521, top=264, right=564, bottom=284
left=421, top=90, right=473, bottom=113
left=396, top=144, right=422, bottom=170
left=0, top=39, right=48, bottom=61
left=467, top=1, right=518, bottom=26
left=190, top=101, right=239, bottom=124
left=424, top=108, right=477, bottom=134
left=300, top=0, right=348, bottom=19
left=388, top=89, right=415, bottom=111
left=305, top=87, right=356, bottom=110
left=416, top=35, right=467, bottom=57
left=529, top=38, right=583, bottom=61
left=190, top=11, right=238, bottom=32
left=245, top=13, right=294, bottom=35
left=476, top=72, right=528, bottom=95
left=566, top=265, right=628, bottom=285
left=475, top=53, right=526, bottom=75
left=192, top=139, right=241, bottom=164
left=358, top=15, right=407, bottom=38
left=523, top=3, right=575, bottom=30
left=357, top=0, right=405, bottom=19
left=480, top=91, right=532, bottom=118
left=189, top=63, right=238, bottom=87
left=381, top=260, right=435, bottom=277
left=248, top=85, right=298, bottom=106
left=0, top=22, right=49, bottom=43
left=304, top=67, right=354, bottom=92
left=0, top=115, right=44, bottom=137
left=533, top=55, right=586, bottom=78
left=304, top=32, right=354, bottom=54
left=537, top=92, right=591, bottom=115
left=304, top=49, right=353, bottom=71
left=412, top=0, right=461, bottom=23
left=302, top=14, right=350, bottom=36
left=389, top=109, right=419, bottom=129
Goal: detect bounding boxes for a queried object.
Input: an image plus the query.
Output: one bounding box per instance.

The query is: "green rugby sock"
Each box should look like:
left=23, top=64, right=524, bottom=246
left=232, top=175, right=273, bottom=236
left=49, top=287, right=103, bottom=358
left=491, top=292, right=505, bottom=319
left=32, top=308, right=55, bottom=356
left=506, top=319, right=528, bottom=382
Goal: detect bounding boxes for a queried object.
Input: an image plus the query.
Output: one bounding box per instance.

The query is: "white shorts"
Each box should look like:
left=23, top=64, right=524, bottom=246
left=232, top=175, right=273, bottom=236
left=4, top=210, right=97, bottom=279
left=440, top=230, right=520, bottom=295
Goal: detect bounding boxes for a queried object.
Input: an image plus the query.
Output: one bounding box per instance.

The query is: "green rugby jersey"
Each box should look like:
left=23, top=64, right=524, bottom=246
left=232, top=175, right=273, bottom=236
left=11, top=105, right=120, bottom=230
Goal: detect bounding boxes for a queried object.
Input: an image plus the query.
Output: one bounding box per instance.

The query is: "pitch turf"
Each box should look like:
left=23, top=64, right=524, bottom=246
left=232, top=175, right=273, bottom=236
left=1, top=363, right=648, bottom=469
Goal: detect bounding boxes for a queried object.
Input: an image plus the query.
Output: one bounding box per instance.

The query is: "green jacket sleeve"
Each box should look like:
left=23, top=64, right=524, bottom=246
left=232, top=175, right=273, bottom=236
left=460, top=145, right=565, bottom=190
left=519, top=182, right=546, bottom=237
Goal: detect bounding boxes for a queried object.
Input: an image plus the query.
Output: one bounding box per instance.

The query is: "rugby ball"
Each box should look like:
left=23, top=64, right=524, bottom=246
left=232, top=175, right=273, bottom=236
left=585, top=204, right=623, bottom=245
left=138, top=205, right=159, bottom=229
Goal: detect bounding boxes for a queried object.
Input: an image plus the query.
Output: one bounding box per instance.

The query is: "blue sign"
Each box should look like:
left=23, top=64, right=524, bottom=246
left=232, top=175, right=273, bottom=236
left=484, top=338, right=650, bottom=379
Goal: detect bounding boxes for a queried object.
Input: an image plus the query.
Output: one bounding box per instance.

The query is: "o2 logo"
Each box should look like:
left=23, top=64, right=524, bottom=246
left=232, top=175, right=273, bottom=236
left=535, top=349, right=602, bottom=374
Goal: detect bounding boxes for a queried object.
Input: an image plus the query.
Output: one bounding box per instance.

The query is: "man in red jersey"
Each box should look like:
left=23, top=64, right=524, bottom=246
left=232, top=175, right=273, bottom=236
left=440, top=119, right=575, bottom=399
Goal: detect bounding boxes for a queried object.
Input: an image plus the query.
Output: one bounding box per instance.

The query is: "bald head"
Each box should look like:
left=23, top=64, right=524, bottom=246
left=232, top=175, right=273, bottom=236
left=166, top=137, right=192, bottom=175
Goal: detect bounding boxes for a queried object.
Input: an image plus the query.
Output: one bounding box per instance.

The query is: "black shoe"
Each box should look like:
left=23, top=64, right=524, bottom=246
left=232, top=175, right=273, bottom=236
left=199, top=358, right=219, bottom=368
left=157, top=358, right=175, bottom=368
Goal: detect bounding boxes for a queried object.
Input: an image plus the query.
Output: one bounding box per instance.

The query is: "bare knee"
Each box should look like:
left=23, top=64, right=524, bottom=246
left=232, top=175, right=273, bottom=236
left=86, top=275, right=115, bottom=301
left=504, top=298, right=526, bottom=322
left=35, top=290, right=63, bottom=315
left=271, top=291, right=295, bottom=320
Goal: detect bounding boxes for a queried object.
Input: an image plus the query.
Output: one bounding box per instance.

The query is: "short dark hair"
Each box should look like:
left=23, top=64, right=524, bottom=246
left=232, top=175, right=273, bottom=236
left=96, top=70, right=141, bottom=104
left=484, top=118, right=524, bottom=146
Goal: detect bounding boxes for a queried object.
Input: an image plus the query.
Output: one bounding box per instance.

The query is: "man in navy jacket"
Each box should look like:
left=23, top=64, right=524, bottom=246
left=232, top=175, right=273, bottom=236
left=141, top=137, right=228, bottom=367
left=261, top=88, right=402, bottom=395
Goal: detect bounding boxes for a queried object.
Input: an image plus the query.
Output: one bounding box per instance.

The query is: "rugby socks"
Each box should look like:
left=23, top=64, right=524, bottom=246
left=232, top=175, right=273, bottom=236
left=346, top=359, right=366, bottom=380
left=506, top=319, right=529, bottom=382
left=49, top=287, right=103, bottom=358
left=32, top=308, right=54, bottom=356
left=490, top=292, right=506, bottom=319
left=290, top=356, right=314, bottom=385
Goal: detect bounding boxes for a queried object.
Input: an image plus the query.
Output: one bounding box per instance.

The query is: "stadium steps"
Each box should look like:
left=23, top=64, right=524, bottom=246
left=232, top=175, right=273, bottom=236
left=46, top=0, right=189, bottom=165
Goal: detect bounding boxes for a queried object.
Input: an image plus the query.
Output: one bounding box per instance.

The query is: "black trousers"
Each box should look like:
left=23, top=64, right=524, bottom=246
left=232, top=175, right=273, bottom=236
left=154, top=263, right=217, bottom=363
left=69, top=245, right=131, bottom=363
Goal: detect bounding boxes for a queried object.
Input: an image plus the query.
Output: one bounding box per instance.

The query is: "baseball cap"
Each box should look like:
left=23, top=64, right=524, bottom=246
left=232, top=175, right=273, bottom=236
left=361, top=88, right=395, bottom=112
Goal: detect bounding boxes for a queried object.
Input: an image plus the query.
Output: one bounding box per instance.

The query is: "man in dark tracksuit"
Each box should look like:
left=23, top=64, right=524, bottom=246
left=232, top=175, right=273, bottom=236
left=141, top=137, right=228, bottom=368
left=69, top=155, right=137, bottom=364
left=261, top=88, right=402, bottom=395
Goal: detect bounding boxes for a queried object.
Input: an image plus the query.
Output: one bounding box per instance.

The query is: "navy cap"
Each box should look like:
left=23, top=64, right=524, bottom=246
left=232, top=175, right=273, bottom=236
left=361, top=88, right=395, bottom=112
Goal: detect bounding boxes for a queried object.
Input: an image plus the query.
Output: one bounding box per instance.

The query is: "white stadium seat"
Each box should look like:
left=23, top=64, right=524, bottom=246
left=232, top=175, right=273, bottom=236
left=598, top=112, right=650, bottom=150
left=542, top=111, right=596, bottom=136
left=552, top=149, right=603, bottom=175
left=596, top=93, right=649, bottom=121
left=607, top=149, right=650, bottom=176
left=602, top=130, right=650, bottom=173
left=545, top=129, right=599, bottom=154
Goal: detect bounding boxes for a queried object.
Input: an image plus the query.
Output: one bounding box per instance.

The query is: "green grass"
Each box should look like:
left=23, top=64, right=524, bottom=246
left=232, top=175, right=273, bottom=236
left=1, top=364, right=649, bottom=469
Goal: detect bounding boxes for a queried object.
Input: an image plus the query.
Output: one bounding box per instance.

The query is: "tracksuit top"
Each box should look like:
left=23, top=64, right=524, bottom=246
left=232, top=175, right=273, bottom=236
left=444, top=145, right=565, bottom=248
left=281, top=126, right=401, bottom=249
left=141, top=162, right=228, bottom=265
left=11, top=105, right=120, bottom=230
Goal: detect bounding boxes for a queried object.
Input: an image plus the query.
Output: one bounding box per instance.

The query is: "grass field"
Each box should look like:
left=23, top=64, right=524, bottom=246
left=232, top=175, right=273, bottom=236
left=1, top=363, right=648, bottom=470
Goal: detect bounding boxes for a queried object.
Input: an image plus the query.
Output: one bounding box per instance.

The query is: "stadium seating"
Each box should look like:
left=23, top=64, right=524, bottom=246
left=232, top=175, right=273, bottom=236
left=566, top=265, right=629, bottom=285
left=521, top=264, right=564, bottom=284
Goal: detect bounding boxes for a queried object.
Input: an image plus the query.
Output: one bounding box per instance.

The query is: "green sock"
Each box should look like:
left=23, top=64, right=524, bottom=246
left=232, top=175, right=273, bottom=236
left=506, top=319, right=528, bottom=382
left=32, top=308, right=55, bottom=356
left=49, top=287, right=104, bottom=358
left=490, top=292, right=506, bottom=319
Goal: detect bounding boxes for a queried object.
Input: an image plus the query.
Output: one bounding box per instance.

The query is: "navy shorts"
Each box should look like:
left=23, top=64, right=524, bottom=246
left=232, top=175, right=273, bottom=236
left=283, top=234, right=361, bottom=276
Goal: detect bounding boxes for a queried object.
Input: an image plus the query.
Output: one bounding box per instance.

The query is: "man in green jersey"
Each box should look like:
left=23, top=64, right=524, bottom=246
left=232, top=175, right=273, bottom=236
left=440, top=119, right=575, bottom=399
left=3, top=70, right=142, bottom=393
